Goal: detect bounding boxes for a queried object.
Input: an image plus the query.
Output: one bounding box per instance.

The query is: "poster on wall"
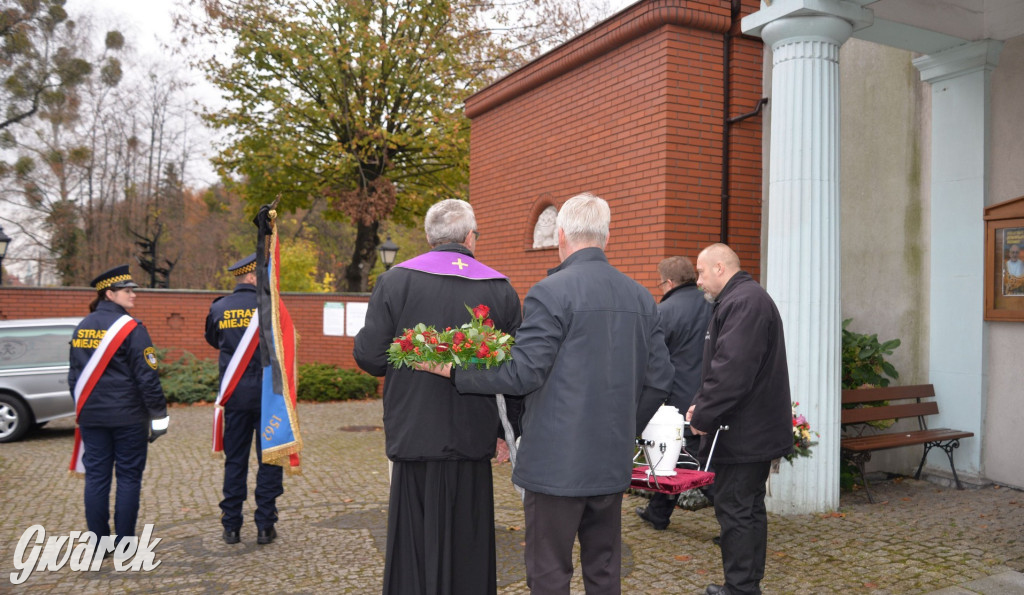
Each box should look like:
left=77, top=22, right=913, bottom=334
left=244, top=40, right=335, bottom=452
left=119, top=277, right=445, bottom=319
left=1002, top=228, right=1024, bottom=297
left=985, top=196, right=1024, bottom=321
left=345, top=302, right=368, bottom=337
left=323, top=302, right=345, bottom=336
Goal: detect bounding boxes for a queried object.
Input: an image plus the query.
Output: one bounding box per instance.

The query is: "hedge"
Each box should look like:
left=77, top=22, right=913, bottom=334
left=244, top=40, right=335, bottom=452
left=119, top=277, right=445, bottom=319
left=158, top=351, right=379, bottom=404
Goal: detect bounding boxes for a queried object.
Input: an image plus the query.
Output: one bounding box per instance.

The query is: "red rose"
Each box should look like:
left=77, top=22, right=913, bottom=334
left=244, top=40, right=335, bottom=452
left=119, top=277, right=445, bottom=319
left=476, top=344, right=490, bottom=358
left=483, top=318, right=494, bottom=327
left=472, top=304, right=490, bottom=319
left=436, top=343, right=449, bottom=353
left=398, top=338, right=414, bottom=352
left=454, top=331, right=466, bottom=344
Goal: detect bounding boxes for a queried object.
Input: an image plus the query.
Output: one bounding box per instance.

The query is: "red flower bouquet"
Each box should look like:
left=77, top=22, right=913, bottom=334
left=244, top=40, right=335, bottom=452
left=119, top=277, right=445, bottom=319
left=387, top=304, right=514, bottom=370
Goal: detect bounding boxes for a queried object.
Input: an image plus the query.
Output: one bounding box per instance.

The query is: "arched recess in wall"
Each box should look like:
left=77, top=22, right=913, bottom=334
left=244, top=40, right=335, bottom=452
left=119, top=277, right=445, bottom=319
left=526, top=196, right=558, bottom=250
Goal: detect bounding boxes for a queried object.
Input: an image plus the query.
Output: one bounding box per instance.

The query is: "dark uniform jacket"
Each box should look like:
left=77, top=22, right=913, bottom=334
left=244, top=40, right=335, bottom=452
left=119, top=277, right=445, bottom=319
left=68, top=301, right=167, bottom=427
left=455, top=248, right=674, bottom=497
left=660, top=282, right=713, bottom=414
left=205, top=283, right=261, bottom=410
left=353, top=244, right=522, bottom=462
left=689, top=271, right=793, bottom=464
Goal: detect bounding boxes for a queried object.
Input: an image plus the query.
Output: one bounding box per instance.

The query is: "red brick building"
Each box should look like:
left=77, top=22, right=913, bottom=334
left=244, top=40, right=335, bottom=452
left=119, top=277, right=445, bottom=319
left=468, top=0, right=765, bottom=296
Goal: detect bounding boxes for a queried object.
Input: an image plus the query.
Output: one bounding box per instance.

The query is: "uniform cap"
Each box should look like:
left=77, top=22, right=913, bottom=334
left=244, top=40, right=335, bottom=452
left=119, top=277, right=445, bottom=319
left=91, top=264, right=139, bottom=290
left=228, top=253, right=257, bottom=276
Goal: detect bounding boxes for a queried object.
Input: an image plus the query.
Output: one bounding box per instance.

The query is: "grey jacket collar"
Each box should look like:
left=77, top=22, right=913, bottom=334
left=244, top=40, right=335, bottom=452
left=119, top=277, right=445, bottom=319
left=547, top=246, right=606, bottom=276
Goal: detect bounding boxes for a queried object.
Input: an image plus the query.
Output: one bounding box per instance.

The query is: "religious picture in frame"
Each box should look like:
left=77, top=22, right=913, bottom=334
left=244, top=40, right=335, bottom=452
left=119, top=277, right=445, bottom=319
left=1001, top=228, right=1024, bottom=297
left=984, top=196, right=1024, bottom=321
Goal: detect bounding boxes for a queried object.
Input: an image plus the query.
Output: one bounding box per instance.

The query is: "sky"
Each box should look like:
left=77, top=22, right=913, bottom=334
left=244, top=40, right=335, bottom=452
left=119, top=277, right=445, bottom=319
left=74, top=0, right=641, bottom=61
left=68, top=0, right=180, bottom=57
left=66, top=0, right=227, bottom=187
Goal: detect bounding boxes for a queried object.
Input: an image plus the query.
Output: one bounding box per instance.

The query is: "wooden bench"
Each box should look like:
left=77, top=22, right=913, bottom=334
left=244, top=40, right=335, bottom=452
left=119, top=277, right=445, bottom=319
left=841, top=384, right=974, bottom=503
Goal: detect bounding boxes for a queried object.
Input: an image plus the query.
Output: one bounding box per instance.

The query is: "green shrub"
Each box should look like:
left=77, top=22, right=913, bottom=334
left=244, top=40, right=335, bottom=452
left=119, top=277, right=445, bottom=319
left=840, top=319, right=902, bottom=489
left=297, top=363, right=379, bottom=402
left=842, top=318, right=900, bottom=389
left=159, top=351, right=220, bottom=404
left=158, top=352, right=379, bottom=404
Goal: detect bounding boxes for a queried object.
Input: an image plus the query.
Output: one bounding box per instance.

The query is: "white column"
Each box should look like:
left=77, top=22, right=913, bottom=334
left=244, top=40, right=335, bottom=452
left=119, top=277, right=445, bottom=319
left=913, top=41, right=1002, bottom=479
left=744, top=2, right=867, bottom=514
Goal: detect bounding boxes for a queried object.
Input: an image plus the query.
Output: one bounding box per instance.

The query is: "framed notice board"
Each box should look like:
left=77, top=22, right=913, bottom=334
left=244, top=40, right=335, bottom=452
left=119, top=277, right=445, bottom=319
left=984, top=195, right=1024, bottom=321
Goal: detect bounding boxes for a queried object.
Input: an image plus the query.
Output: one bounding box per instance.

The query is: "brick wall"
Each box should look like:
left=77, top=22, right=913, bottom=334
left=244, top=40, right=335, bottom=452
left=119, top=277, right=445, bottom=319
left=0, top=287, right=369, bottom=369
left=466, top=0, right=764, bottom=297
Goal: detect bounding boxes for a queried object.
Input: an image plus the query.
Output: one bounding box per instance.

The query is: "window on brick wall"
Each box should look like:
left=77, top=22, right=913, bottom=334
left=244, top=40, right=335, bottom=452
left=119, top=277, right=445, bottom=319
left=532, top=205, right=558, bottom=249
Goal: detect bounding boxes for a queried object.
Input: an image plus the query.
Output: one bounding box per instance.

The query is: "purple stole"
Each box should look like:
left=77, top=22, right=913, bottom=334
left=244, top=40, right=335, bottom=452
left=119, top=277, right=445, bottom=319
left=393, top=251, right=508, bottom=280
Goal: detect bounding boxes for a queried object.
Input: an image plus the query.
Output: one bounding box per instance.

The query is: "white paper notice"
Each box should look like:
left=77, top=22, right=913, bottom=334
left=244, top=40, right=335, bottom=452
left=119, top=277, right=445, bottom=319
left=346, top=302, right=368, bottom=336
left=323, top=302, right=345, bottom=336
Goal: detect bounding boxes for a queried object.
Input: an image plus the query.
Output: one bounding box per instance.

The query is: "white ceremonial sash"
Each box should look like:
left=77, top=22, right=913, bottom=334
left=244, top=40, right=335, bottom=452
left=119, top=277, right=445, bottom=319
left=69, top=315, right=137, bottom=476
left=212, top=311, right=259, bottom=453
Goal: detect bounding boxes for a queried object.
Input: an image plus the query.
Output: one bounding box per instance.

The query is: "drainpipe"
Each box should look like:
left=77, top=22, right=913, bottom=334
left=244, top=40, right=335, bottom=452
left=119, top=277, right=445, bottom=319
left=721, top=0, right=769, bottom=244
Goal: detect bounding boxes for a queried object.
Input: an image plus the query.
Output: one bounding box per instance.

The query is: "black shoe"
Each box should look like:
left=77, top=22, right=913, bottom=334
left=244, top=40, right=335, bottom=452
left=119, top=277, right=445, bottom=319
left=634, top=506, right=667, bottom=531
left=705, top=585, right=726, bottom=595
left=257, top=526, right=276, bottom=545
left=222, top=528, right=240, bottom=545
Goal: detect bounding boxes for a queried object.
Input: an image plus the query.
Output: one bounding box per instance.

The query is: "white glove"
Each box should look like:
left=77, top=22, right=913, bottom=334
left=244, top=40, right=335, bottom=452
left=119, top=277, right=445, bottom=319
left=149, top=416, right=169, bottom=443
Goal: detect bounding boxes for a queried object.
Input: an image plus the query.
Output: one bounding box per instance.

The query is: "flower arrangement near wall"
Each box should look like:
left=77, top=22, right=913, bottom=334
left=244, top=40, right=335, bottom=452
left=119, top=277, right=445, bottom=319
left=787, top=402, right=819, bottom=463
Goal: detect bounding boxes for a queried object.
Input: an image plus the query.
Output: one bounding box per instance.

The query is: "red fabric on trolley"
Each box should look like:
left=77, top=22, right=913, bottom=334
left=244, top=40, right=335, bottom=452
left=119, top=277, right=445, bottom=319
left=630, top=466, right=715, bottom=495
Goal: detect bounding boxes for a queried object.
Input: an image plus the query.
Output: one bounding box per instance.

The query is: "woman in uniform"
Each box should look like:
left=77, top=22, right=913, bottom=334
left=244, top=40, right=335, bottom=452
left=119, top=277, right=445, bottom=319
left=68, top=264, right=169, bottom=547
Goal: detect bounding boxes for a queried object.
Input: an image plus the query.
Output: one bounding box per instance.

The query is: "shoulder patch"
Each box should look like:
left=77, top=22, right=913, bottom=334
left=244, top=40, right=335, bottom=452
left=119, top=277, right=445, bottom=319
left=144, top=347, right=158, bottom=370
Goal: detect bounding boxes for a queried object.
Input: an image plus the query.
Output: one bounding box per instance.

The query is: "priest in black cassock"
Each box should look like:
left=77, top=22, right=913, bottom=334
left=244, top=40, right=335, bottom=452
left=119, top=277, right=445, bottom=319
left=354, top=199, right=522, bottom=595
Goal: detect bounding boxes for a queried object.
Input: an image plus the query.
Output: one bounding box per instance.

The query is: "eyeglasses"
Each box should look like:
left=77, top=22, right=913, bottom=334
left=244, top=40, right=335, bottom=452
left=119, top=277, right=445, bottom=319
left=472, top=230, right=480, bottom=240
left=657, top=280, right=670, bottom=288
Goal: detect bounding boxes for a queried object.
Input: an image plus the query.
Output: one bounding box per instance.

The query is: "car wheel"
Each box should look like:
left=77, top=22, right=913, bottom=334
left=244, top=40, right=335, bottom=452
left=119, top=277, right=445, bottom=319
left=0, top=394, right=32, bottom=443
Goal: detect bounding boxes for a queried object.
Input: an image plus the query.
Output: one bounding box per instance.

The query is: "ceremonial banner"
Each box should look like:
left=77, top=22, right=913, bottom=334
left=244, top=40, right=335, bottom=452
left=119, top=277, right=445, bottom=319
left=212, top=311, right=260, bottom=453
left=255, top=203, right=301, bottom=472
left=69, top=315, right=137, bottom=476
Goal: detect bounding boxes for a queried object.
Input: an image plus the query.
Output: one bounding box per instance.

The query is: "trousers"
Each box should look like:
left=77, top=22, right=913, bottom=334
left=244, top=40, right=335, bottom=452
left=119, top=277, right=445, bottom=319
left=524, top=490, right=623, bottom=595
left=220, top=408, right=283, bottom=530
left=80, top=423, right=149, bottom=540
left=712, top=460, right=772, bottom=595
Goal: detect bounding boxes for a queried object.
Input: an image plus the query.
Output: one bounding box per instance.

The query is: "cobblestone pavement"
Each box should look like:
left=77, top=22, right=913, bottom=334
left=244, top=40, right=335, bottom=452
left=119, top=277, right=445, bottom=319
left=2, top=400, right=1022, bottom=594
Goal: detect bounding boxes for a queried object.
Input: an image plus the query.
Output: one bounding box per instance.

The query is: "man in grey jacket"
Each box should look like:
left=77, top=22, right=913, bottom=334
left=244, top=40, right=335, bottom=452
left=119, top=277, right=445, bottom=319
left=421, top=193, right=673, bottom=594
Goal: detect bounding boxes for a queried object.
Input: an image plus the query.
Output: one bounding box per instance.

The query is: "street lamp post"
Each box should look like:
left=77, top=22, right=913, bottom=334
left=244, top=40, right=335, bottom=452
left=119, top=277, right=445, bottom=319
left=0, top=225, right=11, bottom=286
left=377, top=236, right=400, bottom=271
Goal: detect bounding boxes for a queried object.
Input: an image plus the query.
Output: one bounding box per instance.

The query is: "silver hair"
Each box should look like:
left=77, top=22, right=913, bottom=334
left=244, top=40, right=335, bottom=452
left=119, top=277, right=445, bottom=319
left=424, top=199, right=477, bottom=247
left=556, top=192, right=610, bottom=247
